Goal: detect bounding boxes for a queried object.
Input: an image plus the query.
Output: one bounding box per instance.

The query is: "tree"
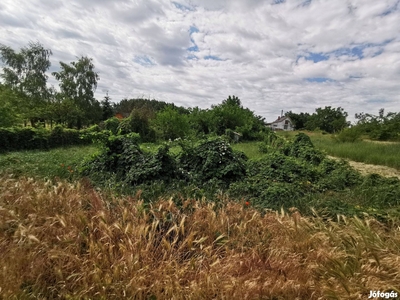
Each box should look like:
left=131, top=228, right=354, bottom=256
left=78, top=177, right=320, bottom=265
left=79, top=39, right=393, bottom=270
left=209, top=95, right=266, bottom=139
left=118, top=107, right=156, bottom=142
left=52, top=56, right=101, bottom=128
left=0, top=84, right=22, bottom=127
left=101, top=91, right=114, bottom=121
left=0, top=42, right=52, bottom=126
left=305, top=106, right=349, bottom=133
left=152, top=106, right=190, bottom=140
left=355, top=108, right=400, bottom=140
left=285, top=111, right=311, bottom=130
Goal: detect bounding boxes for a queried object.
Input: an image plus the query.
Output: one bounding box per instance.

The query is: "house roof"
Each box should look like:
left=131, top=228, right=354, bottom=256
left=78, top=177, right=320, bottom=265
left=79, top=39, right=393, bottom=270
left=270, top=116, right=292, bottom=124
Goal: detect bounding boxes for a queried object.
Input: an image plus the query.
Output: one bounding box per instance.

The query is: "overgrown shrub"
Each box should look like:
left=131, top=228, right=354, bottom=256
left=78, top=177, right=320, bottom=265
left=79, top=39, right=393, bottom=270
left=335, top=127, right=362, bottom=143
left=81, top=133, right=178, bottom=187
left=0, top=127, right=47, bottom=152
left=178, top=138, right=247, bottom=186
left=230, top=133, right=361, bottom=211
left=103, top=117, right=120, bottom=135
left=0, top=125, right=98, bottom=152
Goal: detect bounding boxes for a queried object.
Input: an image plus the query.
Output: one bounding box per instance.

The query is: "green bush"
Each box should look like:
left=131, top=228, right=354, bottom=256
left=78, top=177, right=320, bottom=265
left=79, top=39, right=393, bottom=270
left=48, top=125, right=86, bottom=148
left=0, top=125, right=96, bottom=152
left=103, top=117, right=120, bottom=135
left=335, top=127, right=362, bottom=143
left=178, top=137, right=247, bottom=186
left=81, top=133, right=178, bottom=186
left=230, top=133, right=362, bottom=211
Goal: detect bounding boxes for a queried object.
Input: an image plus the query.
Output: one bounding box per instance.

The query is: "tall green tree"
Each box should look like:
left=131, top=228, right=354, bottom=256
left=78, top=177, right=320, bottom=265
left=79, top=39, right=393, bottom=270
left=52, top=56, right=101, bottom=128
left=305, top=106, right=349, bottom=133
left=355, top=109, right=400, bottom=140
left=152, top=106, right=190, bottom=140
left=101, top=91, right=114, bottom=121
left=209, top=95, right=266, bottom=139
left=285, top=111, right=311, bottom=130
left=0, top=84, right=22, bottom=127
left=0, top=42, right=52, bottom=126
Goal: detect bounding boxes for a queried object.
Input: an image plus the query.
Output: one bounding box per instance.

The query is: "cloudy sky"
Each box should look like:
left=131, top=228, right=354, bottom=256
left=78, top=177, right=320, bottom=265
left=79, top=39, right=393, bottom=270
left=0, top=0, right=399, bottom=122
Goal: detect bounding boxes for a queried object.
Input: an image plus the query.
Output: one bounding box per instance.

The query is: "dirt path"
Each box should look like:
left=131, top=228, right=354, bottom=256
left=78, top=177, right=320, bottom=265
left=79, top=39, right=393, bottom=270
left=327, top=156, right=400, bottom=179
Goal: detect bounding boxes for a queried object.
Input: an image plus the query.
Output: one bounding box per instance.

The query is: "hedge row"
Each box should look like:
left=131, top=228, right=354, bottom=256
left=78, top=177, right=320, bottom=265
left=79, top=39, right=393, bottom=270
left=0, top=125, right=100, bottom=152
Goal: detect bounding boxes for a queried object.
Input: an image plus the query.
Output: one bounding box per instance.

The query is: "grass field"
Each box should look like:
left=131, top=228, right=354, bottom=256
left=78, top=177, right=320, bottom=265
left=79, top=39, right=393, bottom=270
left=0, top=145, right=99, bottom=179
left=231, top=141, right=266, bottom=160
left=309, top=134, right=400, bottom=170
left=275, top=131, right=400, bottom=170
left=1, top=176, right=399, bottom=299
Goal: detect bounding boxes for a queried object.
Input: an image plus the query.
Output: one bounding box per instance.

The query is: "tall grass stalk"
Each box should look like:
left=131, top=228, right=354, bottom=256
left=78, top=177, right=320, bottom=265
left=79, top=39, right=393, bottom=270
left=1, top=176, right=399, bottom=299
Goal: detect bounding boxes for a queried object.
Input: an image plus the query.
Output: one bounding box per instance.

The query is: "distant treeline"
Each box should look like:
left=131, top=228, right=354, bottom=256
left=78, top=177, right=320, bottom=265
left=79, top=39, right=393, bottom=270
left=286, top=107, right=400, bottom=141
left=1, top=41, right=399, bottom=142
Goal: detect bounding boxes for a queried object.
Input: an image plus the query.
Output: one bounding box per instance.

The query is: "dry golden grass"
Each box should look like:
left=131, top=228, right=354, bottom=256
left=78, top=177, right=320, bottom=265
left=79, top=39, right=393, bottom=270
left=1, top=175, right=399, bottom=299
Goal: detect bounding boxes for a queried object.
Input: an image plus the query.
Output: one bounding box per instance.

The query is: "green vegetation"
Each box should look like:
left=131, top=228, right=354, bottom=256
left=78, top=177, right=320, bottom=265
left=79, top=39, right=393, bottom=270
left=2, top=40, right=400, bottom=299
left=355, top=108, right=400, bottom=141
left=0, top=145, right=98, bottom=179
left=310, top=133, right=400, bottom=170
left=286, top=106, right=349, bottom=133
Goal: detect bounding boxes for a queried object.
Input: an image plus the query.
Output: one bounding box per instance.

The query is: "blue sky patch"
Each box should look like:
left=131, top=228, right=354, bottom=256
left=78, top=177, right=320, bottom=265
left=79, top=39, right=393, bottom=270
left=299, top=39, right=392, bottom=63
left=133, top=55, right=155, bottom=66
left=189, top=26, right=199, bottom=34
left=188, top=45, right=199, bottom=52
left=305, top=77, right=334, bottom=83
left=301, top=52, right=329, bottom=63
left=188, top=26, right=199, bottom=52
left=186, top=54, right=198, bottom=60
left=172, top=2, right=195, bottom=11
left=272, top=0, right=285, bottom=4
left=204, top=55, right=224, bottom=61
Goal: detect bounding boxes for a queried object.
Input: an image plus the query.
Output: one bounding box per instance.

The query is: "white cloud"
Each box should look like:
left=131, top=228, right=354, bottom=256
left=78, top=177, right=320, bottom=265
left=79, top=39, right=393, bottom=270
left=0, top=0, right=399, bottom=122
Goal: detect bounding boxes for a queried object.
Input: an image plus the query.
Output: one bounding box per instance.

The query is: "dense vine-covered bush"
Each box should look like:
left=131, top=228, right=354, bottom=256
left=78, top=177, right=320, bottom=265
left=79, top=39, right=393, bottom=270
left=230, top=133, right=362, bottom=210
left=178, top=137, right=247, bottom=186
left=81, top=133, right=178, bottom=186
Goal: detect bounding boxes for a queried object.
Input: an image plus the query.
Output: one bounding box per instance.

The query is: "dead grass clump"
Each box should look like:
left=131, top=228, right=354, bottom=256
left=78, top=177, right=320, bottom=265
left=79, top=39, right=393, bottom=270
left=1, top=175, right=399, bottom=299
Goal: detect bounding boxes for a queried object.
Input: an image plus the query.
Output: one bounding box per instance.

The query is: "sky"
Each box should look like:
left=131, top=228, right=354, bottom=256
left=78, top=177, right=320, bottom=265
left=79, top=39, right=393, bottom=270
left=0, top=0, right=399, bottom=123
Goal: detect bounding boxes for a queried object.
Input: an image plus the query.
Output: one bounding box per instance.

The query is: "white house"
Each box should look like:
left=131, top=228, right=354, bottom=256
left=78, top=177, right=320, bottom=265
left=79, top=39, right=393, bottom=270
left=267, top=116, right=294, bottom=131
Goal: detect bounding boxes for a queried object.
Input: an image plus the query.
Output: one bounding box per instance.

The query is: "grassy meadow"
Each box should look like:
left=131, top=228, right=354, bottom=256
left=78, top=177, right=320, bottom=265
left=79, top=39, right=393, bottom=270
left=278, top=131, right=400, bottom=170
left=0, top=145, right=99, bottom=180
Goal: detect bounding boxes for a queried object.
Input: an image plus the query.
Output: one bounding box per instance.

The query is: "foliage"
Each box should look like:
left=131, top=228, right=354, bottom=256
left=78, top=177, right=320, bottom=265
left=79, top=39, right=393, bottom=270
left=0, top=125, right=102, bottom=152
left=230, top=133, right=362, bottom=211
left=100, top=92, right=114, bottom=121
left=118, top=108, right=156, bottom=142
left=0, top=84, right=21, bottom=127
left=188, top=106, right=215, bottom=135
left=335, top=127, right=362, bottom=143
left=355, top=108, right=400, bottom=141
left=178, top=137, right=247, bottom=186
left=81, top=134, right=178, bottom=186
left=305, top=106, right=350, bottom=133
left=151, top=106, right=190, bottom=140
left=114, top=98, right=189, bottom=117
left=209, top=96, right=266, bottom=139
left=0, top=42, right=52, bottom=125
left=285, top=111, right=311, bottom=130
left=52, top=56, right=101, bottom=128
left=102, top=117, right=120, bottom=135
